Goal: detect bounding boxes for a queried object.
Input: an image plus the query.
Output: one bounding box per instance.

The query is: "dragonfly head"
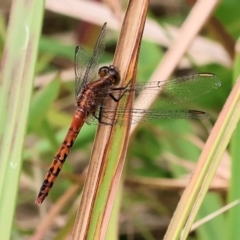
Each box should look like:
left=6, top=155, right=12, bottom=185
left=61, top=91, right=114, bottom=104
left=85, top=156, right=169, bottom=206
left=98, top=65, right=120, bottom=86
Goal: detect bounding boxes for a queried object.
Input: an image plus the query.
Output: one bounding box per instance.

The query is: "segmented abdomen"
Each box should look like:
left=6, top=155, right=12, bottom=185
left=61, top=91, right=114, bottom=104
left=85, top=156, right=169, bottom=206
left=35, top=109, right=87, bottom=204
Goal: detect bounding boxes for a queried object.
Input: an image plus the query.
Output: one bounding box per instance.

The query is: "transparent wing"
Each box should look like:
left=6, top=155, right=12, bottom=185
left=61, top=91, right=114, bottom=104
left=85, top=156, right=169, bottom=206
left=74, top=46, right=92, bottom=97
left=74, top=23, right=107, bottom=97
left=85, top=114, right=99, bottom=125
left=90, top=73, right=221, bottom=125
left=75, top=23, right=107, bottom=96
left=98, top=108, right=211, bottom=126
left=103, top=73, right=221, bottom=109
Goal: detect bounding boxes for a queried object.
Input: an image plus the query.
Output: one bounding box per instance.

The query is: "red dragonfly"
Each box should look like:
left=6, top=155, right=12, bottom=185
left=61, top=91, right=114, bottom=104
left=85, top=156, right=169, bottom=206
left=35, top=23, right=221, bottom=204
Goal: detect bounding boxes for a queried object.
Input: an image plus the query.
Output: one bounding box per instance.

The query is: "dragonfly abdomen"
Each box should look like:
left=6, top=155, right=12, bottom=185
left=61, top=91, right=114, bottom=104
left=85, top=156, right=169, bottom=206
left=35, top=109, right=87, bottom=204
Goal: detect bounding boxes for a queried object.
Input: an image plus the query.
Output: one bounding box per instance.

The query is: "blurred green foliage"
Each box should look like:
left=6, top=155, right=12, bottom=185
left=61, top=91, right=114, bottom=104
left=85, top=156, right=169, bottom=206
left=1, top=0, right=239, bottom=238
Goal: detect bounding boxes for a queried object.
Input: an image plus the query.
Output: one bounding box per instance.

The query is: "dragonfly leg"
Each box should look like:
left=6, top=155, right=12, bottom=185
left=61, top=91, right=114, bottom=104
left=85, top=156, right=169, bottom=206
left=109, top=79, right=132, bottom=102
left=93, top=111, right=100, bottom=120
left=94, top=107, right=117, bottom=125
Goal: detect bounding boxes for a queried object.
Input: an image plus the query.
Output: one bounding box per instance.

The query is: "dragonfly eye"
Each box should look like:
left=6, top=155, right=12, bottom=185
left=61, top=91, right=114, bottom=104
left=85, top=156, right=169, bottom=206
left=108, top=65, right=120, bottom=85
left=98, top=66, right=109, bottom=77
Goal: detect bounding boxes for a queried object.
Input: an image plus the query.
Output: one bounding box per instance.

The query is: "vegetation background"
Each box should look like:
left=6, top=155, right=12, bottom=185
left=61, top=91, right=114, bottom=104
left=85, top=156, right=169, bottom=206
left=0, top=0, right=239, bottom=239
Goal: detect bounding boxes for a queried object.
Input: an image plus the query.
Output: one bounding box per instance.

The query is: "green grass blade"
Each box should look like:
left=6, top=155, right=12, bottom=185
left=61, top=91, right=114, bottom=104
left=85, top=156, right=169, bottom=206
left=0, top=0, right=44, bottom=239
left=227, top=39, right=240, bottom=240
left=164, top=75, right=240, bottom=240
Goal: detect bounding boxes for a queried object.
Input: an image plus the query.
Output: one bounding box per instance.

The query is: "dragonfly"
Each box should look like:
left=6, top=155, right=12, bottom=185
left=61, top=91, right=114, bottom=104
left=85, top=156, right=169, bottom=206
left=35, top=23, right=221, bottom=204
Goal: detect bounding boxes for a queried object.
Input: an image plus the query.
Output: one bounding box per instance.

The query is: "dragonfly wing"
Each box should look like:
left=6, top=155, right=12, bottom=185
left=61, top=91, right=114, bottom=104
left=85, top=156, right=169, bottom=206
left=150, top=73, right=221, bottom=108
left=126, top=109, right=211, bottom=124
left=83, top=23, right=106, bottom=83
left=85, top=114, right=99, bottom=125
left=98, top=107, right=211, bottom=126
left=106, top=73, right=221, bottom=109
left=75, top=23, right=107, bottom=97
left=74, top=47, right=92, bottom=96
left=93, top=73, right=221, bottom=126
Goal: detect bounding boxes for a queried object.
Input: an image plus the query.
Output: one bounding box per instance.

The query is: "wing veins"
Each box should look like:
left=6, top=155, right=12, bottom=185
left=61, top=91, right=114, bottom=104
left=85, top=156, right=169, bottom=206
left=74, top=23, right=107, bottom=97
